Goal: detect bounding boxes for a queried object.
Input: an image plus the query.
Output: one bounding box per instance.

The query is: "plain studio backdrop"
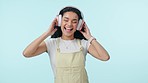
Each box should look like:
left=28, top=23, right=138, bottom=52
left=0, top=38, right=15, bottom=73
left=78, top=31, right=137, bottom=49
left=0, top=0, right=148, bottom=83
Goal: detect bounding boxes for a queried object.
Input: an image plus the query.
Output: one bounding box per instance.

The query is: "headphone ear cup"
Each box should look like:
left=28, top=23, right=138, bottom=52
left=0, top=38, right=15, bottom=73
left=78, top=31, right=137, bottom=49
left=77, top=19, right=83, bottom=30
left=58, top=15, right=62, bottom=27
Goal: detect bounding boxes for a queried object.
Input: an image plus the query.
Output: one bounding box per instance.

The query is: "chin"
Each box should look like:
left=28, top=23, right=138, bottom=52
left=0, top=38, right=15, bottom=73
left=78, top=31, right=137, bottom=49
left=62, top=29, right=76, bottom=37
left=63, top=33, right=74, bottom=37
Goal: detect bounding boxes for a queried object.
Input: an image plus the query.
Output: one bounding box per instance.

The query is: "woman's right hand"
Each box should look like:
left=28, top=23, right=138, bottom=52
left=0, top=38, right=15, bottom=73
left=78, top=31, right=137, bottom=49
left=46, top=17, right=58, bottom=36
left=23, top=17, right=58, bottom=57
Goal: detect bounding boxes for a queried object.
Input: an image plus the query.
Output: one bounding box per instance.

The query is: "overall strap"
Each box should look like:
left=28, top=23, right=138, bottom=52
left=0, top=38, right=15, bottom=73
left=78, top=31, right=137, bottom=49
left=77, top=39, right=83, bottom=51
left=56, top=38, right=60, bottom=52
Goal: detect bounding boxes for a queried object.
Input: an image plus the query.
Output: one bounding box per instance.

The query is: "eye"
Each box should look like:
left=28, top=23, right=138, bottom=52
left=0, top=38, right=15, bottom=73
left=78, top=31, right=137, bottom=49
left=72, top=21, right=78, bottom=23
left=63, top=19, right=68, bottom=22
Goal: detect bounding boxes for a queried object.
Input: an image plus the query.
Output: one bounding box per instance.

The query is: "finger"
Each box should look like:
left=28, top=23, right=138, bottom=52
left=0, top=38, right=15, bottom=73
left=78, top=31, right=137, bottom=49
left=51, top=28, right=57, bottom=35
left=79, top=30, right=85, bottom=35
left=84, top=23, right=90, bottom=33
left=53, top=28, right=57, bottom=32
left=84, top=23, right=88, bottom=30
left=55, top=16, right=58, bottom=26
left=51, top=18, right=57, bottom=28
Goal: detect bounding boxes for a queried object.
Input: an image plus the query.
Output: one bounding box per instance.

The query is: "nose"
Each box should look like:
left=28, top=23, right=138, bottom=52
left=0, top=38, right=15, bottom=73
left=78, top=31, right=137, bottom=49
left=67, top=21, right=72, bottom=27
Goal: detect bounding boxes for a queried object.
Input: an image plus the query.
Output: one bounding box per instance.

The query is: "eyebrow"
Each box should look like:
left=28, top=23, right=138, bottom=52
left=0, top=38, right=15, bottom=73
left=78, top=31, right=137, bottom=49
left=63, top=17, right=78, bottom=21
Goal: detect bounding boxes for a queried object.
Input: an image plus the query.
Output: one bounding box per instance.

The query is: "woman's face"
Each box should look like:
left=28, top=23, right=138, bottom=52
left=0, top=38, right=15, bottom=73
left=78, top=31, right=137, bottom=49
left=61, top=12, right=79, bottom=39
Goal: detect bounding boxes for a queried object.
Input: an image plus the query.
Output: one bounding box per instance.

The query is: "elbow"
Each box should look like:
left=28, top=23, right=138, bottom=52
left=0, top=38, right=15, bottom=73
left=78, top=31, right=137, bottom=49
left=101, top=54, right=110, bottom=61
left=22, top=51, right=32, bottom=58
left=104, top=55, right=110, bottom=61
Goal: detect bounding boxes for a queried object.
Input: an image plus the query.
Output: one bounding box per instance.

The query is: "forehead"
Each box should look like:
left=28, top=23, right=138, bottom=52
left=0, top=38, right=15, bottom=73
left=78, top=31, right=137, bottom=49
left=63, top=12, right=78, bottom=20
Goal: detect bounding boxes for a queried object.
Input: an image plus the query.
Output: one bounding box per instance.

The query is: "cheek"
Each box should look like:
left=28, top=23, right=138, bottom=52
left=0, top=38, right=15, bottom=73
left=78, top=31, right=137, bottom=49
left=73, top=23, right=78, bottom=28
left=61, top=21, right=66, bottom=26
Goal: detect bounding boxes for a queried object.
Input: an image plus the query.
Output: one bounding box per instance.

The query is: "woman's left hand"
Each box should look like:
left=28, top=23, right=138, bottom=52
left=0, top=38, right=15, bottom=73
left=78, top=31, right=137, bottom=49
left=79, top=22, right=92, bottom=40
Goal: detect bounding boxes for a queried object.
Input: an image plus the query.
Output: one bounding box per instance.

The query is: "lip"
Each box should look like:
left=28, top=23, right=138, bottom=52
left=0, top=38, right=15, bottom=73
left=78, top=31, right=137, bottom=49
left=64, top=27, right=73, bottom=33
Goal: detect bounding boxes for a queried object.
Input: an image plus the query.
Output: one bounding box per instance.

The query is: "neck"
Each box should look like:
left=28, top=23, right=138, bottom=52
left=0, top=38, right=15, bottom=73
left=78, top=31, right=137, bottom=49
left=61, top=35, right=75, bottom=40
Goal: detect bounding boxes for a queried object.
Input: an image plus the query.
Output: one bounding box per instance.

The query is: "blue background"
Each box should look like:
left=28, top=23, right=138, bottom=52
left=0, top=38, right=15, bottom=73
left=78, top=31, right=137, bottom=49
left=0, top=0, right=148, bottom=83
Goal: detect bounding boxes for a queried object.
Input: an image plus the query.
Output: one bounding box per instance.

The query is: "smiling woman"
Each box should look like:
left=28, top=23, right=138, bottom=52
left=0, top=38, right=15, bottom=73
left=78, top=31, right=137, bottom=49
left=23, top=6, right=110, bottom=83
left=51, top=6, right=86, bottom=40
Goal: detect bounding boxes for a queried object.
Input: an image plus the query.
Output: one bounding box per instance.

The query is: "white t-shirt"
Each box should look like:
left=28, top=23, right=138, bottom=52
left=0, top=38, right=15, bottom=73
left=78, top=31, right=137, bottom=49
left=44, top=37, right=90, bottom=76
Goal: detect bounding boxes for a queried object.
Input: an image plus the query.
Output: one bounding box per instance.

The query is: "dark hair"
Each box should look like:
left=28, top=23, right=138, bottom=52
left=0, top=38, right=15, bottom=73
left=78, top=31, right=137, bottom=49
left=51, top=6, right=86, bottom=40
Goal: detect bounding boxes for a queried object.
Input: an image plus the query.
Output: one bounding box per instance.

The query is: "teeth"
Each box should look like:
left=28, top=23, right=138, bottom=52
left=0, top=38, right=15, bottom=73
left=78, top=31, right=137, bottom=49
left=66, top=27, right=71, bottom=29
left=64, top=27, right=73, bottom=31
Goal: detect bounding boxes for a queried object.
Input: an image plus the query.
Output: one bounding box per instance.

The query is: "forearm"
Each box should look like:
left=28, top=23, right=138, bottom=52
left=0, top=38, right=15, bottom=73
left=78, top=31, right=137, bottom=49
left=90, top=38, right=110, bottom=61
left=23, top=32, right=50, bottom=56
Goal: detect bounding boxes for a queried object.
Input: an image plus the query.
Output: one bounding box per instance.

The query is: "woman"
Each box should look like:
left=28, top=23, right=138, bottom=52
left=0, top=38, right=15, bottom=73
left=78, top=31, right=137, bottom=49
left=23, top=6, right=110, bottom=83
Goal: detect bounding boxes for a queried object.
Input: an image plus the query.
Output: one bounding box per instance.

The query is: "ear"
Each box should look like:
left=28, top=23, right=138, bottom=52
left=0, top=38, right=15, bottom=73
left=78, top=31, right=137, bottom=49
left=57, top=14, right=62, bottom=27
left=77, top=19, right=84, bottom=30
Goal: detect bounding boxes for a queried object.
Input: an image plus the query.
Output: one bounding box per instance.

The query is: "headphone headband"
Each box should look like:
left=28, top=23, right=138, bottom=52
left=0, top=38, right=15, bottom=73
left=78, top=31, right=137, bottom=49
left=59, top=6, right=84, bottom=19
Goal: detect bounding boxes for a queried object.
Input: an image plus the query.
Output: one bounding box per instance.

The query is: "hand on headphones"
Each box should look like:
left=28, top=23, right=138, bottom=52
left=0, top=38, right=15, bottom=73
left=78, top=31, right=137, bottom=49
left=46, top=17, right=58, bottom=36
left=79, top=22, right=92, bottom=40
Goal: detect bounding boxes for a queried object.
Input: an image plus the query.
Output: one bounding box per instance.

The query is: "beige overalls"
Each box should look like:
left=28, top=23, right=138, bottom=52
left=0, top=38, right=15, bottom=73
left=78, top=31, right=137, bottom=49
left=54, top=38, right=89, bottom=83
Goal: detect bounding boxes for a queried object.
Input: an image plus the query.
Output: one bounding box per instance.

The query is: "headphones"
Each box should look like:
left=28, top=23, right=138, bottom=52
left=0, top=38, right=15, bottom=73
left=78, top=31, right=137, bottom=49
left=57, top=6, right=84, bottom=31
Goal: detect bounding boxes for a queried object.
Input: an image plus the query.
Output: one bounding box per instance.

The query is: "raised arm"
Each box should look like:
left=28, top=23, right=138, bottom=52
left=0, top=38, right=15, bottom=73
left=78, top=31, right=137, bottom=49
left=23, top=18, right=58, bottom=58
left=80, top=22, right=110, bottom=61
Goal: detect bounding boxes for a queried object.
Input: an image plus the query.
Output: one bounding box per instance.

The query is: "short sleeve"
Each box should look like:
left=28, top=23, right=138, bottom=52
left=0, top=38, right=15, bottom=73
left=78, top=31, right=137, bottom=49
left=44, top=38, right=57, bottom=56
left=81, top=39, right=90, bottom=56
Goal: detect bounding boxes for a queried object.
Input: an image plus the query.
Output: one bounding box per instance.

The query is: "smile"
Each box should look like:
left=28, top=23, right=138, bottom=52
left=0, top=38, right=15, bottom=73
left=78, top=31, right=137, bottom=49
left=64, top=27, right=73, bottom=32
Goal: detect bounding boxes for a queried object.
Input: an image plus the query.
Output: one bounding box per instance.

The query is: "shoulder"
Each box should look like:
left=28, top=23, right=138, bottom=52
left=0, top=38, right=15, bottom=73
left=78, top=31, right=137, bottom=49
left=76, top=39, right=89, bottom=55
left=45, top=37, right=59, bottom=43
left=79, top=39, right=88, bottom=46
left=44, top=37, right=59, bottom=46
left=44, top=37, right=60, bottom=53
left=80, top=39, right=88, bottom=43
left=80, top=39, right=90, bottom=51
